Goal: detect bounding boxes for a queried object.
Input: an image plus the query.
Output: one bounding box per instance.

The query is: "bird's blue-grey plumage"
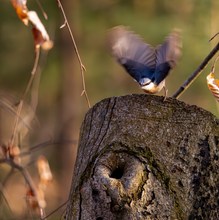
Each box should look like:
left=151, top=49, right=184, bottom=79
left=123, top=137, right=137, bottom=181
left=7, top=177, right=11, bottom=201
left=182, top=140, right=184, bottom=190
left=107, top=26, right=181, bottom=94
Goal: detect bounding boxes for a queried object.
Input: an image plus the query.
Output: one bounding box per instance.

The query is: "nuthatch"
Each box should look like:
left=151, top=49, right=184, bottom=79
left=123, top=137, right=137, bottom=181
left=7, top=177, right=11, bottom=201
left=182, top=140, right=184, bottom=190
left=107, top=26, right=181, bottom=95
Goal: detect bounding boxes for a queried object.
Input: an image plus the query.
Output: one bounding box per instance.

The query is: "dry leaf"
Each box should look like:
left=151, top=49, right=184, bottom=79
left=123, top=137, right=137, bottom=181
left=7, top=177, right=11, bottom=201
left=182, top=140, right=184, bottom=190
left=28, top=11, right=53, bottom=50
left=11, top=0, right=28, bottom=25
left=9, top=145, right=20, bottom=157
left=9, top=145, right=21, bottom=164
left=26, top=187, right=46, bottom=210
left=207, top=72, right=219, bottom=102
left=11, top=0, right=53, bottom=50
left=207, top=57, right=219, bottom=102
left=26, top=188, right=38, bottom=210
left=37, top=155, right=53, bottom=188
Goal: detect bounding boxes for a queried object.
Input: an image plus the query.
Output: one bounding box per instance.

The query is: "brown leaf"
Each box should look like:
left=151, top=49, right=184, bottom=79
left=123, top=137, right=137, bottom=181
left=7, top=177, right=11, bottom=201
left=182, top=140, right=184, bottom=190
left=28, top=11, right=53, bottom=50
left=11, top=0, right=53, bottom=50
left=37, top=155, right=53, bottom=188
left=26, top=187, right=46, bottom=210
left=11, top=0, right=29, bottom=25
left=207, top=72, right=219, bottom=102
left=9, top=145, right=21, bottom=164
left=26, top=188, right=39, bottom=210
left=207, top=57, right=219, bottom=102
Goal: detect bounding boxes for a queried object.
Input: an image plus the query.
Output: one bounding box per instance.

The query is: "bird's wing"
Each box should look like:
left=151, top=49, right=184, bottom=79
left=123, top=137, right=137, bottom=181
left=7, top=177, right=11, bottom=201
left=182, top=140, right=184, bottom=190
left=154, top=29, right=181, bottom=85
left=107, top=26, right=156, bottom=82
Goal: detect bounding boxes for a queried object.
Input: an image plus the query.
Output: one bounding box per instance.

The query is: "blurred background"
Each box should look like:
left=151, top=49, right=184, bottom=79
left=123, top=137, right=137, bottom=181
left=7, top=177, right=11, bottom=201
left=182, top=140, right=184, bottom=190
left=0, top=0, right=218, bottom=219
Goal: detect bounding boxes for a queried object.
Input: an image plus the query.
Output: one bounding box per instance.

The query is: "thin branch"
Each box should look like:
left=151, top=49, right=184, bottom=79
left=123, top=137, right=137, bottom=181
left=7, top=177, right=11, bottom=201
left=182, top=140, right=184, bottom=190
left=9, top=47, right=40, bottom=147
left=172, top=42, right=219, bottom=99
left=7, top=160, right=37, bottom=195
left=9, top=100, right=23, bottom=147
left=5, top=158, right=46, bottom=216
left=57, top=0, right=91, bottom=108
left=0, top=99, right=31, bottom=131
left=0, top=158, right=39, bottom=205
left=19, top=139, right=77, bottom=157
left=0, top=183, right=14, bottom=217
left=209, top=32, right=219, bottom=42
left=24, top=47, right=41, bottom=98
left=41, top=200, right=68, bottom=220
left=1, top=168, right=14, bottom=187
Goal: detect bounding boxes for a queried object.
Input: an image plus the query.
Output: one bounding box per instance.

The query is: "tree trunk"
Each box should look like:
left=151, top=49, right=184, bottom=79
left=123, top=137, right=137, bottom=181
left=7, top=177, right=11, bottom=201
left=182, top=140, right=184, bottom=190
left=65, top=94, right=219, bottom=220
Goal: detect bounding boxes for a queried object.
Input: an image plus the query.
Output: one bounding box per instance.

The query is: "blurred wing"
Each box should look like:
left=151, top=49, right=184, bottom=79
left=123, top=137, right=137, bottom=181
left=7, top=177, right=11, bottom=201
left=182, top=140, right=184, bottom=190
left=107, top=26, right=156, bottom=82
left=154, top=29, right=182, bottom=84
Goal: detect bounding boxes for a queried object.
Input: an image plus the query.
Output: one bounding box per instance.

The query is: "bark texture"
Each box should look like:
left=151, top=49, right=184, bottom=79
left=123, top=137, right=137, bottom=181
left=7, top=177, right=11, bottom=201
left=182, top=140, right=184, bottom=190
left=65, top=94, right=219, bottom=220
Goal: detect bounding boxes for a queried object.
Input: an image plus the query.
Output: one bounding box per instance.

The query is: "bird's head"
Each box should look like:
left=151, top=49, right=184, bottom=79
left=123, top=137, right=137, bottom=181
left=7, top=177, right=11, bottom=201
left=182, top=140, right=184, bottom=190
left=139, top=78, right=165, bottom=94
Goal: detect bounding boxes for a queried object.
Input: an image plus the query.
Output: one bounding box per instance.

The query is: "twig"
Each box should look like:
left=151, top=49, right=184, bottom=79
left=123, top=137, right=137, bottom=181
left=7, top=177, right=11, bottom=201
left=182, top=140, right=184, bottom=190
left=41, top=200, right=68, bottom=219
left=0, top=99, right=32, bottom=131
left=19, top=139, right=77, bottom=157
left=0, top=158, right=39, bottom=203
left=24, top=47, right=41, bottom=98
left=0, top=184, right=14, bottom=217
left=9, top=47, right=40, bottom=147
left=57, top=0, right=91, bottom=108
left=2, top=168, right=14, bottom=187
left=6, top=160, right=37, bottom=195
left=4, top=158, right=46, bottom=217
left=172, top=42, right=219, bottom=99
left=209, top=32, right=219, bottom=42
left=9, top=100, right=24, bottom=147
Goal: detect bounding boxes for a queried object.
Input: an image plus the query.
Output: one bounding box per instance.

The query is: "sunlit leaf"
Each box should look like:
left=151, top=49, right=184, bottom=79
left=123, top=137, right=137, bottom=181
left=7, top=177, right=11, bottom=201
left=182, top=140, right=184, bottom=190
left=11, top=0, right=53, bottom=50
left=26, top=187, right=46, bottom=210
left=28, top=11, right=53, bottom=50
left=9, top=145, right=21, bottom=164
left=206, top=57, right=219, bottom=102
left=26, top=188, right=39, bottom=210
left=37, top=155, right=53, bottom=188
left=11, top=0, right=28, bottom=25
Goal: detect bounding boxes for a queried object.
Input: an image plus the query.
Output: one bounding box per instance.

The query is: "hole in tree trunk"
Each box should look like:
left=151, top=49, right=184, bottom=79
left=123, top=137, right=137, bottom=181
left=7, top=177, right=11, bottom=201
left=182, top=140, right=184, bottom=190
left=110, top=166, right=124, bottom=179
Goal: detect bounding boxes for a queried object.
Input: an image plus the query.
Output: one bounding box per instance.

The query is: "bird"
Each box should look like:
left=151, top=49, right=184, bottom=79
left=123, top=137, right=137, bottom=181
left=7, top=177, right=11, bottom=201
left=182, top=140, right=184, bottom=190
left=106, top=26, right=181, bottom=96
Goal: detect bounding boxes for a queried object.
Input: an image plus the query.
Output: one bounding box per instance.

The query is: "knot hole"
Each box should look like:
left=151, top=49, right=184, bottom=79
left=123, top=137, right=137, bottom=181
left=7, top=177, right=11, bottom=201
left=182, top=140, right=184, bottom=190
left=110, top=165, right=124, bottom=179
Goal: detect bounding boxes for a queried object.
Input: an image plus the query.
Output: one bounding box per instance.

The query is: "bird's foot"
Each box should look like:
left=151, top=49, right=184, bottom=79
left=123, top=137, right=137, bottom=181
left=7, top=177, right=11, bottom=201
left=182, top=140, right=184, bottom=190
left=163, top=86, right=168, bottom=101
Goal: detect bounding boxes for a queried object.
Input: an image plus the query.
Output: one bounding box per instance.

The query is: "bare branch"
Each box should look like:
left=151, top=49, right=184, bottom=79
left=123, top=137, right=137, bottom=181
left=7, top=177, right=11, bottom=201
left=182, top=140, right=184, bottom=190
left=57, top=0, right=91, bottom=108
left=19, top=139, right=77, bottom=158
left=25, top=47, right=41, bottom=97
left=41, top=200, right=68, bottom=220
left=9, top=47, right=40, bottom=147
left=0, top=183, right=14, bottom=217
left=1, top=168, right=14, bottom=187
left=209, top=32, right=219, bottom=42
left=4, top=158, right=46, bottom=217
left=172, top=42, right=219, bottom=99
left=0, top=99, right=32, bottom=131
left=9, top=100, right=23, bottom=147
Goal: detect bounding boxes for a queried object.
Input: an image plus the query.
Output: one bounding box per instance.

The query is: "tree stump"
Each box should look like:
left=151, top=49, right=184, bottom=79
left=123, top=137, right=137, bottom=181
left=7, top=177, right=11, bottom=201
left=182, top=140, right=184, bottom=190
left=65, top=94, right=219, bottom=220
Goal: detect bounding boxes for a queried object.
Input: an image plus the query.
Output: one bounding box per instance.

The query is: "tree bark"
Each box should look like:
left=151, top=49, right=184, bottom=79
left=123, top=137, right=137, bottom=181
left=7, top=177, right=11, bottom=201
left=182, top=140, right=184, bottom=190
left=65, top=94, right=219, bottom=220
